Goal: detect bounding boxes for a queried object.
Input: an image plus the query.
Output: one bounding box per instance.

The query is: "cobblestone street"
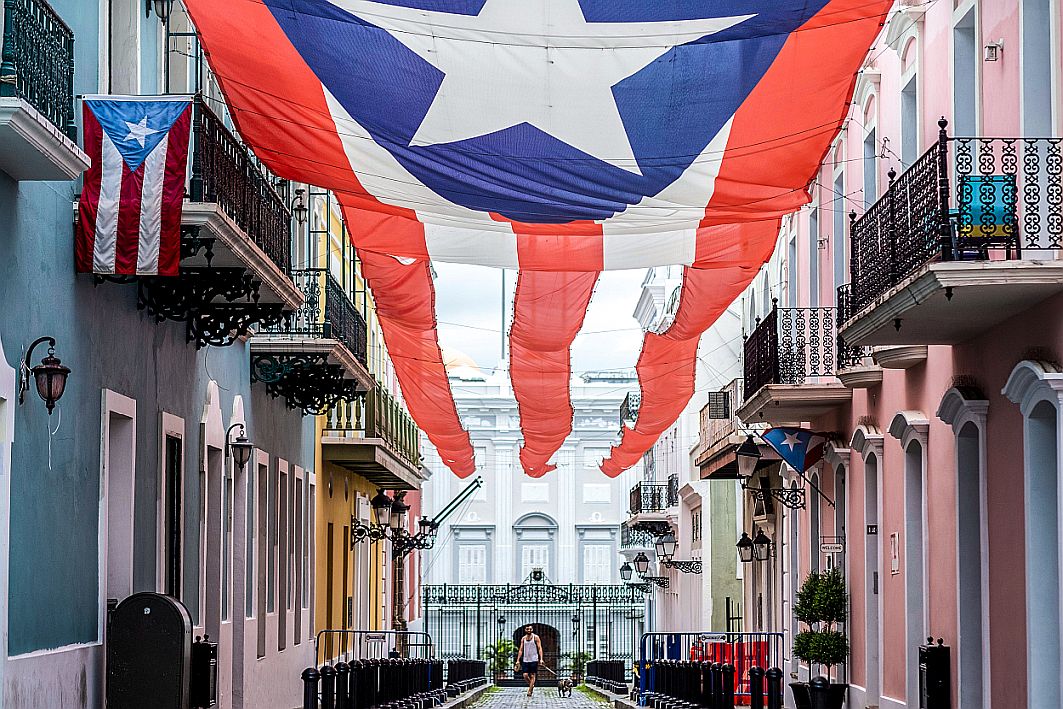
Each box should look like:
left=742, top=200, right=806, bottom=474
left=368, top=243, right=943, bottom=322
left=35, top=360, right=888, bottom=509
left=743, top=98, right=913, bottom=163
left=471, top=687, right=607, bottom=709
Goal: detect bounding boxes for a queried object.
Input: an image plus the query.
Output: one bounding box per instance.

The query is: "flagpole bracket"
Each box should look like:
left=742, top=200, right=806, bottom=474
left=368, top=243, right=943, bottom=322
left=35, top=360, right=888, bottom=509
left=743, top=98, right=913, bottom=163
left=746, top=485, right=806, bottom=510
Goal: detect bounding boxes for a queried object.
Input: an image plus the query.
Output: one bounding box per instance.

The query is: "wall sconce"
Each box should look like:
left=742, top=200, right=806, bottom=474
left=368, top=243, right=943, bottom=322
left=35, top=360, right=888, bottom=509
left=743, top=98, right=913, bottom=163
left=19, top=337, right=71, bottom=415
left=146, top=0, right=175, bottom=20
left=226, top=423, right=254, bottom=471
left=292, top=187, right=308, bottom=228
left=984, top=39, right=1003, bottom=62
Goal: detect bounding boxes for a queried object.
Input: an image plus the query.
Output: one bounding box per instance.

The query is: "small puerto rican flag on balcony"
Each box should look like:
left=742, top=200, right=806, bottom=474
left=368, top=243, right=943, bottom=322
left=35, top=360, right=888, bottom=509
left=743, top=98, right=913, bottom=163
left=76, top=96, right=192, bottom=277
left=761, top=427, right=827, bottom=474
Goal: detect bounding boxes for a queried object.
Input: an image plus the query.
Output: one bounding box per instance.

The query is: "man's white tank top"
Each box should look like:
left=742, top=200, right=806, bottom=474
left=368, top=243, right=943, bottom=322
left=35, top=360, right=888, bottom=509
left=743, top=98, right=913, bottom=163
left=522, top=635, right=540, bottom=662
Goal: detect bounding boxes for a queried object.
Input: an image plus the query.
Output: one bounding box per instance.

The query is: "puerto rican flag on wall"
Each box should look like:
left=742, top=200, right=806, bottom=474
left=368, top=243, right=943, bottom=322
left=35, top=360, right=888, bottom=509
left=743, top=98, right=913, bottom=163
left=76, top=96, right=192, bottom=277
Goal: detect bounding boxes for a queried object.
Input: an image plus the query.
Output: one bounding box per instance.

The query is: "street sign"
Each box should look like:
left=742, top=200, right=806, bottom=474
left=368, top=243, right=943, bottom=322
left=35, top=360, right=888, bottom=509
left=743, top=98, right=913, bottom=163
left=699, top=633, right=729, bottom=643
left=821, top=543, right=844, bottom=554
left=867, top=525, right=878, bottom=535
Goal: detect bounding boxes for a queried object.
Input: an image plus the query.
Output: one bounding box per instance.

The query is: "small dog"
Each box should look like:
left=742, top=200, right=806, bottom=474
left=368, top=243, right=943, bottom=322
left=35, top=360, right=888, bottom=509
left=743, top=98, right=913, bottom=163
left=557, top=678, right=573, bottom=698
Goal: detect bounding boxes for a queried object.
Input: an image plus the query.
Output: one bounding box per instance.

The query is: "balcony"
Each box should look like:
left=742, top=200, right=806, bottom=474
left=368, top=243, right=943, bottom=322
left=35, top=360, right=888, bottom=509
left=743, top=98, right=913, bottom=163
left=736, top=302, right=857, bottom=425
left=132, top=97, right=302, bottom=347
left=322, top=385, right=425, bottom=490
left=834, top=285, right=882, bottom=388
left=627, top=480, right=678, bottom=535
left=251, top=269, right=374, bottom=413
left=0, top=0, right=88, bottom=180
left=693, top=378, right=771, bottom=479
left=843, top=120, right=1063, bottom=347
left=620, top=391, right=641, bottom=427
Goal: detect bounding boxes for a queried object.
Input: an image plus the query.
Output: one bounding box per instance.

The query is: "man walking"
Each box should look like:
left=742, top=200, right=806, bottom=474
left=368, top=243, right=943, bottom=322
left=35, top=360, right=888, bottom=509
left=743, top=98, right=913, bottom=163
left=515, top=625, right=544, bottom=697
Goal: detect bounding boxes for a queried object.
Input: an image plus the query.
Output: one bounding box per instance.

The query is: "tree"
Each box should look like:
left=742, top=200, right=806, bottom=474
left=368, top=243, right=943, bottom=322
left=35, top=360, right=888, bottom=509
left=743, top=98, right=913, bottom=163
left=483, top=639, right=516, bottom=677
left=791, top=568, right=849, bottom=682
left=563, top=650, right=591, bottom=679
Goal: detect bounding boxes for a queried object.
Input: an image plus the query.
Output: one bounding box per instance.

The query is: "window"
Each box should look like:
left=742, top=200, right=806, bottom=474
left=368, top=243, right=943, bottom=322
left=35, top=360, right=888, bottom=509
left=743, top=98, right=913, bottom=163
left=1022, top=0, right=1055, bottom=135
left=582, top=545, right=611, bottom=584
left=222, top=470, right=233, bottom=621
left=691, top=508, right=702, bottom=543
left=521, top=483, right=548, bottom=503
left=163, top=433, right=183, bottom=598
left=458, top=545, right=487, bottom=584
left=521, top=545, right=549, bottom=578
left=582, top=484, right=611, bottom=504
left=901, top=77, right=918, bottom=165
left=267, top=462, right=277, bottom=613
left=863, top=129, right=877, bottom=208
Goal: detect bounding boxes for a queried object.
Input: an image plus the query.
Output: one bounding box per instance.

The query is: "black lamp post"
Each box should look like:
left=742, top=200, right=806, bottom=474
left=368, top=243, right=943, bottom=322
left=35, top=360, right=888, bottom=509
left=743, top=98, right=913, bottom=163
left=655, top=532, right=677, bottom=562
left=390, top=492, right=410, bottom=532
left=19, top=336, right=71, bottom=415
left=371, top=489, right=394, bottom=528
left=737, top=532, right=755, bottom=564
left=292, top=187, right=309, bottom=228
left=225, top=422, right=254, bottom=471
left=752, top=529, right=773, bottom=561
left=619, top=562, right=633, bottom=581
left=147, top=0, right=174, bottom=20
left=633, top=552, right=650, bottom=576
left=736, top=434, right=762, bottom=480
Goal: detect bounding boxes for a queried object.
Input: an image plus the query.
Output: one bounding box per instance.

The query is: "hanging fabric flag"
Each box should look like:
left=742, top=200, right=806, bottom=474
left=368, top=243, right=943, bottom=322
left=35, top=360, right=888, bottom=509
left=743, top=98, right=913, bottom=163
left=183, top=0, right=892, bottom=478
left=760, top=427, right=827, bottom=474
left=76, top=96, right=192, bottom=277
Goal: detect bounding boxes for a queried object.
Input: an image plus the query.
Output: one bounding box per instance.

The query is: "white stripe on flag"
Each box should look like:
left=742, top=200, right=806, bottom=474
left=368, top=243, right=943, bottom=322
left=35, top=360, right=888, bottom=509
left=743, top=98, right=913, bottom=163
left=602, top=229, right=697, bottom=270
left=137, top=137, right=169, bottom=274
left=93, top=133, right=123, bottom=273
left=424, top=223, right=518, bottom=268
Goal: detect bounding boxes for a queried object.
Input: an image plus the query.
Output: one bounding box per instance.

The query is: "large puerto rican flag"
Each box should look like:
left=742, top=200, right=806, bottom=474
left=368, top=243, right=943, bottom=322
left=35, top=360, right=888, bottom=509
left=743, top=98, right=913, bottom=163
left=76, top=96, right=192, bottom=277
left=183, top=0, right=891, bottom=478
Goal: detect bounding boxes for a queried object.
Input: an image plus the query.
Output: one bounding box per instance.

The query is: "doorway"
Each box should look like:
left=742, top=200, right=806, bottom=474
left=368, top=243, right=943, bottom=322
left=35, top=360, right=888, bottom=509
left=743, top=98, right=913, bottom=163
left=514, top=624, right=560, bottom=678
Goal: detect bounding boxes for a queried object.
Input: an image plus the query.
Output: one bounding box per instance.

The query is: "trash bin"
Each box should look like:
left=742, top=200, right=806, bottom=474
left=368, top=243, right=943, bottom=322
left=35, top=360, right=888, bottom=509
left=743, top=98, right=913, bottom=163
left=106, top=592, right=193, bottom=709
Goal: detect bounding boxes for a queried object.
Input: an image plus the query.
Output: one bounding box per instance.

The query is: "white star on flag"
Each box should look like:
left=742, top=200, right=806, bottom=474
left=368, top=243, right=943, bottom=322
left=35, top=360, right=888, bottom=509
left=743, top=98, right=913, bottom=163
left=123, top=116, right=161, bottom=148
left=332, top=0, right=753, bottom=174
left=782, top=432, right=802, bottom=450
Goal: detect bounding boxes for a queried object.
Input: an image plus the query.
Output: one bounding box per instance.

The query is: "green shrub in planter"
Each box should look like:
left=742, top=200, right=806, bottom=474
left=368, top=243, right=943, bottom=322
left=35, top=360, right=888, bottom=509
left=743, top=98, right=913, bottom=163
left=792, top=569, right=849, bottom=682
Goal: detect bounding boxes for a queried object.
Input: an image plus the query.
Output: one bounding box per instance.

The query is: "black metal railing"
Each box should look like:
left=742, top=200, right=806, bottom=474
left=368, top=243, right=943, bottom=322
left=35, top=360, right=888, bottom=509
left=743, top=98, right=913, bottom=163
left=743, top=300, right=837, bottom=400
left=325, top=386, right=422, bottom=468
left=189, top=97, right=291, bottom=273
left=849, top=118, right=1063, bottom=314
left=629, top=482, right=671, bottom=515
left=263, top=269, right=368, bottom=365
left=666, top=473, right=679, bottom=507
left=835, top=284, right=870, bottom=370
left=620, top=391, right=641, bottom=426
left=621, top=525, right=654, bottom=549
left=0, top=0, right=75, bottom=140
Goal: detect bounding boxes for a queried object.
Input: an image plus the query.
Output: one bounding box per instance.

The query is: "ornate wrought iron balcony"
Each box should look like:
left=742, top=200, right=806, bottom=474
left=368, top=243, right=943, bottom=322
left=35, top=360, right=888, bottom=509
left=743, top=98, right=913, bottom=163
left=619, top=391, right=641, bottom=427
left=743, top=300, right=838, bottom=396
left=188, top=97, right=291, bottom=274
left=251, top=269, right=372, bottom=413
left=629, top=481, right=671, bottom=516
left=325, top=385, right=423, bottom=477
left=849, top=119, right=1063, bottom=320
left=0, top=0, right=75, bottom=139
left=621, top=525, right=654, bottom=550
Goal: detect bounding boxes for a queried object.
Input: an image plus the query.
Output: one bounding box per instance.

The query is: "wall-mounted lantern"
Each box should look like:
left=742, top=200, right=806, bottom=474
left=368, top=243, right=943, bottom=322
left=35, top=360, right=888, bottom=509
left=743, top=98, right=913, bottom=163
left=19, top=337, right=71, bottom=415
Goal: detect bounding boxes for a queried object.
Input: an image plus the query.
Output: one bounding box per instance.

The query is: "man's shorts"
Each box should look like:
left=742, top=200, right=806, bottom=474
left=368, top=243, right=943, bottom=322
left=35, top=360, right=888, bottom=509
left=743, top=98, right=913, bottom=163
left=521, top=661, right=540, bottom=675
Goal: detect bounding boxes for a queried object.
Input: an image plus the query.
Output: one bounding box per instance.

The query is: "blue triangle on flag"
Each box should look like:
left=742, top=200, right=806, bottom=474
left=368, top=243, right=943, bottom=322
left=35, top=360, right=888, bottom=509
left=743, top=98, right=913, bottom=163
left=761, top=427, right=826, bottom=474
left=86, top=98, right=190, bottom=172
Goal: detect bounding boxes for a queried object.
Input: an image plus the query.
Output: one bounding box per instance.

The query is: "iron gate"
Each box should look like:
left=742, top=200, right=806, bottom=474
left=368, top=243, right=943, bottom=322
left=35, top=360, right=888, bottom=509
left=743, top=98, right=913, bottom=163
left=423, top=580, right=645, bottom=680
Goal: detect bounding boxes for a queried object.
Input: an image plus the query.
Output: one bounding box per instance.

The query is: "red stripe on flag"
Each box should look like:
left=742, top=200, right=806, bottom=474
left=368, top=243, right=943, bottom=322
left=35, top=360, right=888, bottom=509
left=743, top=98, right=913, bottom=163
left=158, top=105, right=193, bottom=277
left=600, top=220, right=778, bottom=477
left=114, top=162, right=144, bottom=275
left=353, top=241, right=475, bottom=478
left=76, top=107, right=104, bottom=273
left=510, top=270, right=599, bottom=477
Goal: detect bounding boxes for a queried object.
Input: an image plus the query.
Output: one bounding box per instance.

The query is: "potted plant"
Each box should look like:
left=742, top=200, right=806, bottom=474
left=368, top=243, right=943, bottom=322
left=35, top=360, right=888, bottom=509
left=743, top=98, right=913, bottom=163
left=563, top=650, right=591, bottom=684
left=483, top=639, right=516, bottom=682
left=790, top=569, right=850, bottom=709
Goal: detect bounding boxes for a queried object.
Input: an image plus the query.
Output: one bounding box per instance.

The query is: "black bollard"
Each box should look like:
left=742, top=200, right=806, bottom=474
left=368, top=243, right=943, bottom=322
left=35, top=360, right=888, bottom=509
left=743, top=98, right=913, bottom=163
left=747, top=667, right=764, bottom=709
left=710, top=663, right=722, bottom=708
left=336, top=662, right=351, bottom=709
left=720, top=664, right=735, bottom=709
left=303, top=667, right=322, bottom=709
left=808, top=675, right=831, bottom=709
left=321, top=665, right=337, bottom=709
left=764, top=668, right=783, bottom=709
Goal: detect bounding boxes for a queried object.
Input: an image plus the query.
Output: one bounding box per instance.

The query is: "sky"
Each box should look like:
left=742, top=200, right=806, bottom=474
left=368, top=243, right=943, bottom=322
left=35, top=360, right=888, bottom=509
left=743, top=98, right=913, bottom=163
left=434, top=263, right=646, bottom=375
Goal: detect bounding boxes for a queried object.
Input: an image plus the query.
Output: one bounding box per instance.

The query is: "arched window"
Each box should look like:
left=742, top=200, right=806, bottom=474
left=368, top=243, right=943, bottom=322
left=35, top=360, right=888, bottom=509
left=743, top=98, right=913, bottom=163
left=851, top=424, right=884, bottom=707
left=937, top=387, right=990, bottom=709
left=1003, top=360, right=1063, bottom=709
left=513, top=513, right=559, bottom=581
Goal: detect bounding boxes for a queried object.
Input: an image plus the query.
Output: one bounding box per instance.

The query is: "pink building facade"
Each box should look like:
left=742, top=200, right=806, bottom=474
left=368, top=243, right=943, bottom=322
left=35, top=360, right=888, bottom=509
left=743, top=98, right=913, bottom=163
left=722, top=2, right=1063, bottom=708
